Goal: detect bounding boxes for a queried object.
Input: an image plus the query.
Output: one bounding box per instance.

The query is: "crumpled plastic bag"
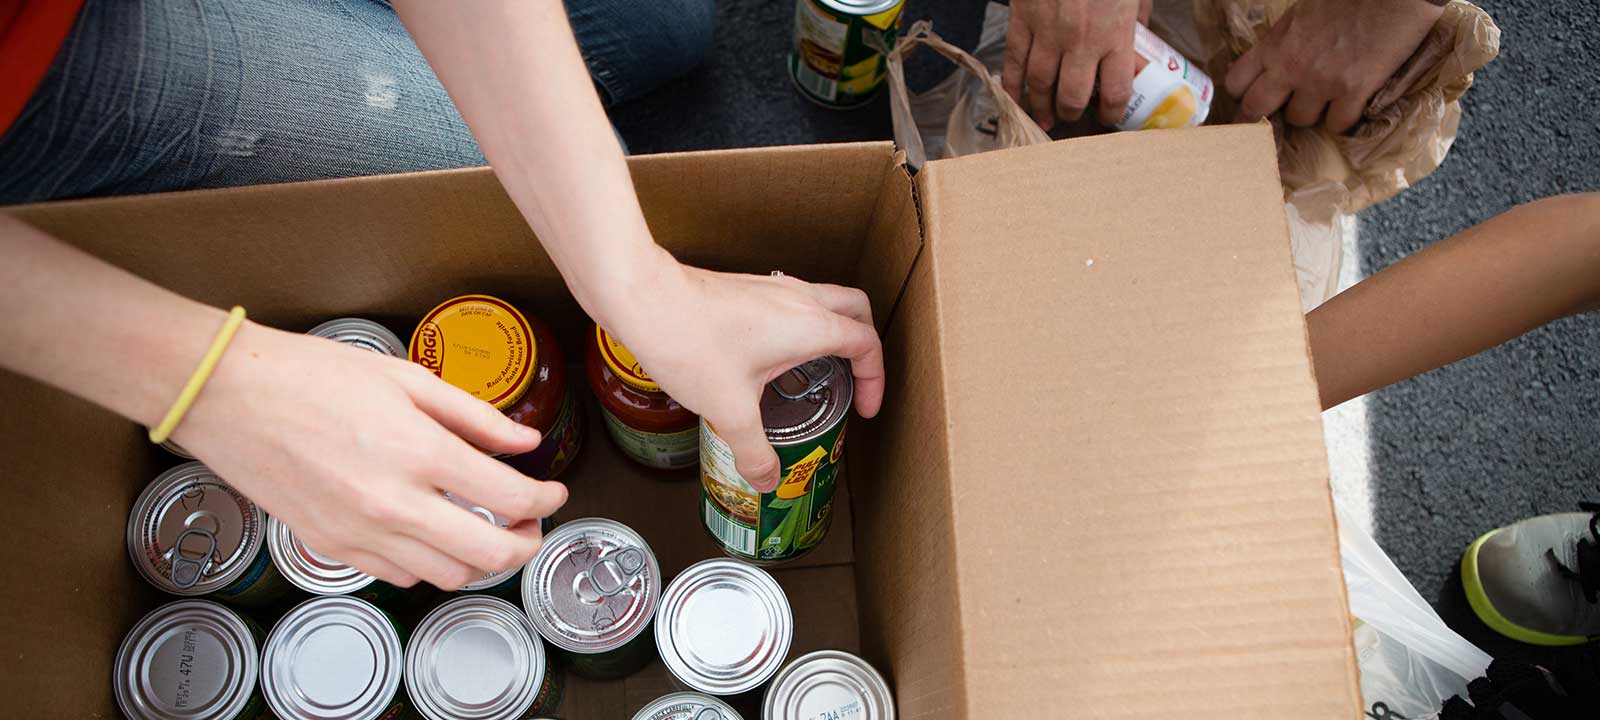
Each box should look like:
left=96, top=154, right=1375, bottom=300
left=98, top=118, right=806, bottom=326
left=1192, top=0, right=1502, bottom=212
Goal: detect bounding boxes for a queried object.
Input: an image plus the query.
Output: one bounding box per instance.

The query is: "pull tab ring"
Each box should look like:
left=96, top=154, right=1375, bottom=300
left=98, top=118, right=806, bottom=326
left=170, top=527, right=219, bottom=589
left=772, top=358, right=834, bottom=400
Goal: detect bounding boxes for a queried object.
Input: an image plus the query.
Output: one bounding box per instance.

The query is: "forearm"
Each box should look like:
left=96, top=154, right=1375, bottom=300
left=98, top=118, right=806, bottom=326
left=0, top=214, right=224, bottom=427
left=1307, top=193, right=1600, bottom=410
left=392, top=0, right=665, bottom=330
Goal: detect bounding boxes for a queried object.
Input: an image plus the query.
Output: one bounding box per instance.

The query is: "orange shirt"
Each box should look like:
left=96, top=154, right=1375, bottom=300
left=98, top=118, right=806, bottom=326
left=0, top=0, right=84, bottom=135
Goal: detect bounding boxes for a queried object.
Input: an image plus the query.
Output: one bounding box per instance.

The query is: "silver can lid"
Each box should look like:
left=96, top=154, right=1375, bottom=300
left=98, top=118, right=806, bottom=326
left=114, top=599, right=259, bottom=720
left=447, top=493, right=521, bottom=592
left=127, top=462, right=266, bottom=596
left=266, top=516, right=375, bottom=595
left=633, top=692, right=744, bottom=720
left=406, top=596, right=548, bottom=720
left=158, top=439, right=195, bottom=459
left=522, top=518, right=661, bottom=654
left=262, top=595, right=404, bottom=720
left=762, top=650, right=895, bottom=720
left=761, top=357, right=852, bottom=445
left=306, top=318, right=406, bottom=357
left=656, top=559, right=793, bottom=696
left=815, top=0, right=904, bottom=17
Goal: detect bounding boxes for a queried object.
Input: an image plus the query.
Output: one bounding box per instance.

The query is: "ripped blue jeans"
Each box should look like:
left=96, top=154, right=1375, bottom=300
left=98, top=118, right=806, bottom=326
left=0, top=0, right=715, bottom=204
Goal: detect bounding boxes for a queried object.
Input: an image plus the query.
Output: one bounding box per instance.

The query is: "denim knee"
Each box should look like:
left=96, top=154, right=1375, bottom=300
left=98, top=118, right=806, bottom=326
left=569, top=0, right=718, bottom=106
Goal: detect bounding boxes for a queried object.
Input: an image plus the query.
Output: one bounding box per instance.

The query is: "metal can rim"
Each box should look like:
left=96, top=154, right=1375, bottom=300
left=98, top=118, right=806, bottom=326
left=265, top=515, right=377, bottom=595
left=761, top=649, right=896, bottom=720
left=306, top=318, right=407, bottom=357
left=127, top=462, right=265, bottom=596
left=813, top=0, right=904, bottom=16
left=631, top=691, right=744, bottom=720
left=113, top=599, right=259, bottom=720
left=761, top=356, right=853, bottom=446
left=655, top=558, right=793, bottom=696
left=261, top=595, right=405, bottom=720
left=406, top=595, right=548, bottom=720
left=522, top=517, right=661, bottom=654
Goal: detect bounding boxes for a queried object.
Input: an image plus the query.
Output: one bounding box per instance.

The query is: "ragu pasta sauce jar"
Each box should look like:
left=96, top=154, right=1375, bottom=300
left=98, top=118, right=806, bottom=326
left=410, top=294, right=585, bottom=479
left=584, top=324, right=700, bottom=470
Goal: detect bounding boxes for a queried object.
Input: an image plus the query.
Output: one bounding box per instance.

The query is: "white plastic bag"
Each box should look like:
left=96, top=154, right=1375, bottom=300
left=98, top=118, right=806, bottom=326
left=1339, top=505, right=1492, bottom=719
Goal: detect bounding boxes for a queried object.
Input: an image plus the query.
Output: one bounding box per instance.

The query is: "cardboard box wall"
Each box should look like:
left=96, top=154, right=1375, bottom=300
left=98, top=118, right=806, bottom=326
left=0, top=124, right=1360, bottom=718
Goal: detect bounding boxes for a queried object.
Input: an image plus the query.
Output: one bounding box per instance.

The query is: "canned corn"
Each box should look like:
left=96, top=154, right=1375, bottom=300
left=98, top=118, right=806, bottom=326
left=113, top=599, right=267, bottom=720
left=406, top=596, right=563, bottom=720
left=261, top=596, right=408, bottom=720
left=128, top=462, right=291, bottom=607
left=634, top=692, right=744, bottom=720
left=655, top=559, right=793, bottom=696
left=701, top=357, right=851, bottom=565
left=789, top=0, right=906, bottom=108
left=521, top=518, right=662, bottom=680
left=762, top=650, right=895, bottom=720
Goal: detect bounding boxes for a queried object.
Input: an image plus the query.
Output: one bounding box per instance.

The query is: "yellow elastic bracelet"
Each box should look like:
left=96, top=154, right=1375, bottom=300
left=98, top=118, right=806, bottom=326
left=149, top=306, right=247, bottom=445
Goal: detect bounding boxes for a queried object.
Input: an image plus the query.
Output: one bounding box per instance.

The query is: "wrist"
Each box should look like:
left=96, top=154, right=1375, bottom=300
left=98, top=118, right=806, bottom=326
left=569, top=241, right=684, bottom=334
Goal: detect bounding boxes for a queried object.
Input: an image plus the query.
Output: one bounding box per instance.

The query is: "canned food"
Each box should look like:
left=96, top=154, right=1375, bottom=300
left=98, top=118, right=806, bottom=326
left=306, top=317, right=407, bottom=357
left=762, top=650, right=894, bottom=720
left=634, top=692, right=744, bottom=720
left=128, top=462, right=291, bottom=607
left=407, top=596, right=564, bottom=719
left=655, top=559, right=793, bottom=696
left=522, top=518, right=661, bottom=680
left=584, top=324, right=699, bottom=470
left=159, top=319, right=404, bottom=459
left=261, top=596, right=408, bottom=720
left=1116, top=23, right=1214, bottom=131
left=789, top=0, right=906, bottom=108
left=113, top=599, right=266, bottom=720
left=446, top=493, right=524, bottom=595
left=410, top=294, right=585, bottom=479
left=701, top=357, right=852, bottom=564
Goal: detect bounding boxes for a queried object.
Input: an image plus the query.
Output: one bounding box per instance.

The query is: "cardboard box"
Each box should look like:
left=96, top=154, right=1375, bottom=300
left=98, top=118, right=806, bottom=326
left=0, top=124, right=1359, bottom=718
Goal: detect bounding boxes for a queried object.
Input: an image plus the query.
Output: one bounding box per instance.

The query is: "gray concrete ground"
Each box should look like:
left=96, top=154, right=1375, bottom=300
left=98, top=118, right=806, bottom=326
left=610, top=0, right=1599, bottom=695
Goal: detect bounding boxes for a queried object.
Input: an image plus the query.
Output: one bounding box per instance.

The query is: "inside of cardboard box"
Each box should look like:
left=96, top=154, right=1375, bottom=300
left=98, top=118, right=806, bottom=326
left=0, top=142, right=935, bottom=717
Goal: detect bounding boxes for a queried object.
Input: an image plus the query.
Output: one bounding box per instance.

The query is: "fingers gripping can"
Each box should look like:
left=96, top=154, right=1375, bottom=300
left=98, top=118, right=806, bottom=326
left=700, top=357, right=851, bottom=565
left=128, top=462, right=292, bottom=607
left=1116, top=23, right=1215, bottom=131
left=789, top=0, right=906, bottom=108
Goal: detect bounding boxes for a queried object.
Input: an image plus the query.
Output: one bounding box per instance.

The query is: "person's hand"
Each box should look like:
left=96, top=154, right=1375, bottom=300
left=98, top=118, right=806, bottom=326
left=1225, top=0, right=1444, bottom=132
left=600, top=254, right=885, bottom=493
left=171, top=322, right=568, bottom=590
left=1003, top=0, right=1151, bottom=130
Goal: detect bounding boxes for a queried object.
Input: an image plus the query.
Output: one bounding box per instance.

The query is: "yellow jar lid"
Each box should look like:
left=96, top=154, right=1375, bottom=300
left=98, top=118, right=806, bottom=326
left=595, top=325, right=660, bottom=393
left=410, top=295, right=537, bottom=410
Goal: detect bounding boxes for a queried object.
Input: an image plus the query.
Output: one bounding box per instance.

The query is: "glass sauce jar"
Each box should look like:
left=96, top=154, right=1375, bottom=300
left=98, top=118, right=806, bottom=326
left=410, top=294, right=584, bottom=479
left=584, top=325, right=699, bottom=470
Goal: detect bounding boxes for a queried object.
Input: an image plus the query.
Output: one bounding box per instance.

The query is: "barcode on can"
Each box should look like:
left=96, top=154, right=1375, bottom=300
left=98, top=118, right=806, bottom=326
left=795, top=62, right=838, bottom=102
left=705, top=501, right=756, bottom=556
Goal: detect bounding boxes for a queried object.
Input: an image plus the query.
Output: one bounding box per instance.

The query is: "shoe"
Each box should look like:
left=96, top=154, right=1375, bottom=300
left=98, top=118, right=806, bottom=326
left=1437, top=659, right=1578, bottom=720
left=1461, top=502, right=1600, bottom=646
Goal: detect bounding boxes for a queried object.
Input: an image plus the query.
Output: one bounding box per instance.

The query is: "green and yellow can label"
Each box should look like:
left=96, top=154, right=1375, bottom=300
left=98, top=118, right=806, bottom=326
left=700, top=417, right=846, bottom=564
left=788, top=0, right=906, bottom=108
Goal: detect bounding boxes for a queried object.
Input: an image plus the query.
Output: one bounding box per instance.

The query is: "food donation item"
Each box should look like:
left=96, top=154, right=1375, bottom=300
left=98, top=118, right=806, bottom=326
left=634, top=692, right=744, bottom=720
left=260, top=596, right=408, bottom=720
left=410, top=294, right=584, bottom=479
left=655, top=559, right=793, bottom=697
left=789, top=0, right=906, bottom=108
left=522, top=518, right=662, bottom=680
left=701, top=357, right=851, bottom=564
left=762, top=650, right=896, bottom=720
left=159, top=317, right=404, bottom=459
left=406, top=595, right=564, bottom=720
left=127, top=462, right=291, bottom=607
left=1117, top=23, right=1215, bottom=131
left=446, top=492, right=526, bottom=596
left=584, top=324, right=699, bottom=470
left=113, top=599, right=266, bottom=720
left=265, top=516, right=404, bottom=605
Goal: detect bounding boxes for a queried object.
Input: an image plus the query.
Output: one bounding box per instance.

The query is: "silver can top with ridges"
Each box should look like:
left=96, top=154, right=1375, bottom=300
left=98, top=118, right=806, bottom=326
left=446, top=492, right=521, bottom=591
left=655, top=559, right=793, bottom=696
left=814, top=0, right=903, bottom=16
left=760, top=357, right=852, bottom=446
left=266, top=515, right=375, bottom=595
left=522, top=517, right=661, bottom=654
left=127, top=462, right=265, bottom=596
left=762, top=649, right=895, bottom=720
left=633, top=691, right=744, bottom=720
left=113, top=599, right=260, bottom=720
left=306, top=317, right=406, bottom=357
left=407, top=595, right=550, bottom=720
left=261, top=595, right=404, bottom=720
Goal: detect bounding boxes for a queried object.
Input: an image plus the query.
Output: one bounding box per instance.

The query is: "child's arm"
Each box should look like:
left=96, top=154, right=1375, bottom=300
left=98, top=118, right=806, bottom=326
left=1307, top=193, right=1600, bottom=410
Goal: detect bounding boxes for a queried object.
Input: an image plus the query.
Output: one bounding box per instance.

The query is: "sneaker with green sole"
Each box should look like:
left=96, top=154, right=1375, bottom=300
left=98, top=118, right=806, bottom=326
left=1461, top=501, right=1600, bottom=646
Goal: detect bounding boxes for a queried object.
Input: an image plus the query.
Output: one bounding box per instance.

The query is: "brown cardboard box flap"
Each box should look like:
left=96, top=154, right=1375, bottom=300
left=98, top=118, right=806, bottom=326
left=915, top=124, right=1358, bottom=717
